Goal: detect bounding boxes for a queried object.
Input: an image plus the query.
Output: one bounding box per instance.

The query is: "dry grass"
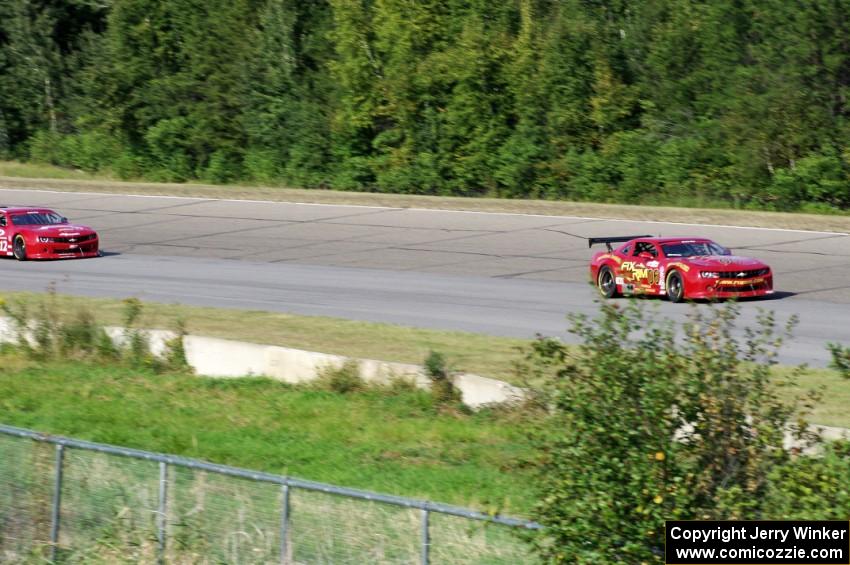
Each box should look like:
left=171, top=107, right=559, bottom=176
left=0, top=291, right=529, bottom=383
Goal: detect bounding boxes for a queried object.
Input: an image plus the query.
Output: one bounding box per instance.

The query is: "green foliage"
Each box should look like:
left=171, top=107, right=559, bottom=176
left=314, top=360, right=365, bottom=394
left=1, top=287, right=115, bottom=362
left=525, top=300, right=820, bottom=563
left=828, top=342, right=850, bottom=380
left=2, top=0, right=850, bottom=209
left=164, top=317, right=191, bottom=371
left=761, top=442, right=850, bottom=520
left=0, top=292, right=188, bottom=373
left=424, top=350, right=461, bottom=405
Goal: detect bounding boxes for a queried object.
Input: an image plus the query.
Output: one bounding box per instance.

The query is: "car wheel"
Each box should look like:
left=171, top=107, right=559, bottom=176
left=12, top=235, right=27, bottom=261
left=597, top=265, right=618, bottom=298
left=666, top=270, right=685, bottom=303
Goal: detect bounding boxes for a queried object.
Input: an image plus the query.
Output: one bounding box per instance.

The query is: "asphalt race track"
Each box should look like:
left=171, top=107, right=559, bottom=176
left=0, top=187, right=848, bottom=367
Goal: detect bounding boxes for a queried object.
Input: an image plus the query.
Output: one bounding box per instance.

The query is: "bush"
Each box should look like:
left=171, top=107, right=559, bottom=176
left=27, top=130, right=122, bottom=173
left=761, top=442, right=850, bottom=520
left=525, top=300, right=819, bottom=563
left=27, top=130, right=65, bottom=166
left=112, top=151, right=145, bottom=180
left=424, top=350, right=461, bottom=405
left=243, top=148, right=282, bottom=184
left=202, top=149, right=243, bottom=184
left=314, top=360, right=365, bottom=393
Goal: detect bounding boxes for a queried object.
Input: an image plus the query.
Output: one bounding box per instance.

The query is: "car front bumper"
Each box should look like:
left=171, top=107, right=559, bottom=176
left=25, top=238, right=99, bottom=259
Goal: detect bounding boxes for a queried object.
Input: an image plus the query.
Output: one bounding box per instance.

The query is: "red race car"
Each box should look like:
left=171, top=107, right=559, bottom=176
left=0, top=207, right=100, bottom=261
left=589, top=235, right=773, bottom=302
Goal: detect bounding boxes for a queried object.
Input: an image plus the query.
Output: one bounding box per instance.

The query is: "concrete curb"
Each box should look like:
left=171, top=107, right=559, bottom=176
left=179, top=333, right=526, bottom=408
left=3, top=318, right=847, bottom=437
left=97, top=324, right=526, bottom=408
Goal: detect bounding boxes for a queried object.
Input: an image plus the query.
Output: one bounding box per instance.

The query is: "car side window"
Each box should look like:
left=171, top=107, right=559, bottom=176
left=621, top=245, right=631, bottom=256
left=0, top=215, right=5, bottom=227
left=633, top=242, right=658, bottom=257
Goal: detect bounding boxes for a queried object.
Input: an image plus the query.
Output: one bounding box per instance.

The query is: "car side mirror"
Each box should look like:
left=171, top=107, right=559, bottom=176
left=61, top=217, right=69, bottom=223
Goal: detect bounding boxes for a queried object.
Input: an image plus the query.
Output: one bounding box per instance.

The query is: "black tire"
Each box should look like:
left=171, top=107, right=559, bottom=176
left=597, top=265, right=618, bottom=298
left=666, top=270, right=685, bottom=303
left=12, top=235, right=27, bottom=261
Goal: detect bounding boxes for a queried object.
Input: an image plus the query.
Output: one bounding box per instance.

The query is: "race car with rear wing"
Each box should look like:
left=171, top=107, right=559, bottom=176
left=589, top=235, right=773, bottom=302
left=0, top=207, right=99, bottom=260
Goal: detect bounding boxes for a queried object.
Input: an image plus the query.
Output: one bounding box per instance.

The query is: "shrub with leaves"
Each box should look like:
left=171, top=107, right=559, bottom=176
left=761, top=441, right=850, bottom=520
left=525, top=300, right=819, bottom=564
left=424, top=350, right=461, bottom=405
left=828, top=342, right=850, bottom=379
left=314, top=360, right=365, bottom=394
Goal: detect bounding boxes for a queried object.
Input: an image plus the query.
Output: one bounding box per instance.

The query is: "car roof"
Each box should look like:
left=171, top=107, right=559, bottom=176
left=633, top=237, right=713, bottom=244
left=0, top=206, right=56, bottom=214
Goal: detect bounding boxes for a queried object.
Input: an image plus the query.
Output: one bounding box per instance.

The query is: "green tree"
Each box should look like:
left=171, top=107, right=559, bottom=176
left=245, top=0, right=333, bottom=186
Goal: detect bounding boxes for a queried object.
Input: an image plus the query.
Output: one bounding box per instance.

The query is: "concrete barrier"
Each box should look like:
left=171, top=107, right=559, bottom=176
left=0, top=317, right=520, bottom=407
left=177, top=333, right=519, bottom=407
left=3, top=316, right=850, bottom=437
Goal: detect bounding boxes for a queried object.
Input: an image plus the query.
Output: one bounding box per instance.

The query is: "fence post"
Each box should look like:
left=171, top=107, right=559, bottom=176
left=280, top=484, right=290, bottom=565
left=157, top=461, right=168, bottom=564
left=420, top=508, right=430, bottom=565
left=49, top=444, right=65, bottom=563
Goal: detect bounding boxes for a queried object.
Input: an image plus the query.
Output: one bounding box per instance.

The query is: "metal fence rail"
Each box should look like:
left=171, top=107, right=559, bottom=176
left=0, top=424, right=540, bottom=564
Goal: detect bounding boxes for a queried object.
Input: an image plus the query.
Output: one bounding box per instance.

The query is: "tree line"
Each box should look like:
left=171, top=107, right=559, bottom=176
left=1, top=0, right=849, bottom=211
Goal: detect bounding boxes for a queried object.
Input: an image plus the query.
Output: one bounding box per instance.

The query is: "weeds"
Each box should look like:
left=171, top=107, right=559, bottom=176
left=313, top=360, right=365, bottom=394
left=424, top=350, right=461, bottom=405
left=0, top=290, right=188, bottom=373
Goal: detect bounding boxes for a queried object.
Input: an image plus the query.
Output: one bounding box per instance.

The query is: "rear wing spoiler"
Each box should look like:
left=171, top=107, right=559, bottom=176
left=588, top=235, right=652, bottom=251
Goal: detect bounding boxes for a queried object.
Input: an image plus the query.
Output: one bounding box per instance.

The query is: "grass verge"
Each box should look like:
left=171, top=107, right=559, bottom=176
left=777, top=366, right=850, bottom=429
left=1, top=290, right=848, bottom=428
left=1, top=161, right=848, bottom=233
left=0, top=354, right=536, bottom=515
left=0, top=291, right=530, bottom=383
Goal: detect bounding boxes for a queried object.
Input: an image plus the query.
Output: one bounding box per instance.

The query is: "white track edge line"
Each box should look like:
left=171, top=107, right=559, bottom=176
left=1, top=186, right=847, bottom=236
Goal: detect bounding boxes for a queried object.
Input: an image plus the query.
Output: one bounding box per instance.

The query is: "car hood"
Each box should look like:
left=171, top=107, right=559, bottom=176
left=676, top=255, right=768, bottom=270
left=24, top=224, right=96, bottom=236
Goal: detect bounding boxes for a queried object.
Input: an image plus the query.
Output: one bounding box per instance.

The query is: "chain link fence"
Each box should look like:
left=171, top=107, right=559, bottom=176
left=0, top=425, right=539, bottom=564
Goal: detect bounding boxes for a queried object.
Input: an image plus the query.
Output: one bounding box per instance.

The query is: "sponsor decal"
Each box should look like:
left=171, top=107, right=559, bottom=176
left=647, top=260, right=659, bottom=268
left=615, top=277, right=624, bottom=285
left=718, top=277, right=764, bottom=286
left=667, top=262, right=691, bottom=273
left=659, top=265, right=666, bottom=290
left=621, top=261, right=661, bottom=285
left=599, top=253, right=623, bottom=264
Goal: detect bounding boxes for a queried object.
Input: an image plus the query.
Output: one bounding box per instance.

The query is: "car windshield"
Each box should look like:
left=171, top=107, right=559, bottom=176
left=662, top=241, right=729, bottom=257
left=10, top=212, right=66, bottom=226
